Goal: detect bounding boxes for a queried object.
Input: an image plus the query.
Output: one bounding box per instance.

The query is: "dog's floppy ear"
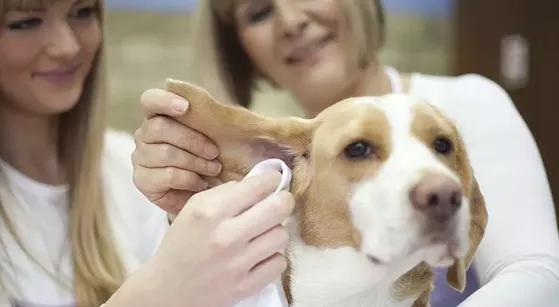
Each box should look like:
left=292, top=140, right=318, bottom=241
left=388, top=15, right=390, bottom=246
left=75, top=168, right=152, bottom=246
left=165, top=79, right=312, bottom=184
left=445, top=142, right=489, bottom=291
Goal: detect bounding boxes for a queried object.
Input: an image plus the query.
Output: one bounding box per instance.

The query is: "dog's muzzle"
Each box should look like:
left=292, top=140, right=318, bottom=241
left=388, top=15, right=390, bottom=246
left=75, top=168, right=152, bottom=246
left=409, top=173, right=462, bottom=239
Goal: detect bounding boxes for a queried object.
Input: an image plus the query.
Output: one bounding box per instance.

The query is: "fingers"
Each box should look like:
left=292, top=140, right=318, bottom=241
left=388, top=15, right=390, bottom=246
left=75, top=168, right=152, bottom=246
left=133, top=166, right=207, bottom=202
left=136, top=115, right=219, bottom=161
left=236, top=253, right=287, bottom=299
left=244, top=224, right=290, bottom=270
left=217, top=171, right=283, bottom=217
left=155, top=190, right=194, bottom=216
left=140, top=88, right=189, bottom=118
left=133, top=142, right=221, bottom=177
left=233, top=190, right=294, bottom=242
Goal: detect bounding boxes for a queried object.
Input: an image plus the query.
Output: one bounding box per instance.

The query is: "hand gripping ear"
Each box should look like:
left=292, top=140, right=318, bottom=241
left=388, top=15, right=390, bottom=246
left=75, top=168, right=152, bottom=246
left=165, top=79, right=312, bottom=184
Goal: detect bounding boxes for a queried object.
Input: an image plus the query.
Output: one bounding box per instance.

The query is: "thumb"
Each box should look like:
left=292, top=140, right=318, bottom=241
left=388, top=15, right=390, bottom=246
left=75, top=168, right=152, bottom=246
left=140, top=88, right=190, bottom=119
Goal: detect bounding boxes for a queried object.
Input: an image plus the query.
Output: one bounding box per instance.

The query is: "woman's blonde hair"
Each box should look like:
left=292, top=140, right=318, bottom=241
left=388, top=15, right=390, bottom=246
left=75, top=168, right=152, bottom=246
left=0, top=0, right=125, bottom=306
left=192, top=0, right=386, bottom=108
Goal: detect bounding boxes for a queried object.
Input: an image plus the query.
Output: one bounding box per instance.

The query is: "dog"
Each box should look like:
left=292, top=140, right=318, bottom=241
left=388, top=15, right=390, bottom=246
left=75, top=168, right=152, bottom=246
left=165, top=79, right=488, bottom=307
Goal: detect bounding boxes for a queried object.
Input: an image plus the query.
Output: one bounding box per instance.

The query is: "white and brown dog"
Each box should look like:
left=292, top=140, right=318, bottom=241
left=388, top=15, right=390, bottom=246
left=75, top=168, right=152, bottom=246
left=165, top=79, right=488, bottom=307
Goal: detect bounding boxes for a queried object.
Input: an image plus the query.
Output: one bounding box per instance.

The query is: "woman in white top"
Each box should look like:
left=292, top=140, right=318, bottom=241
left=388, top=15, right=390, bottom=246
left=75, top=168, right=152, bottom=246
left=131, top=0, right=559, bottom=306
left=0, top=0, right=170, bottom=305
left=0, top=0, right=292, bottom=306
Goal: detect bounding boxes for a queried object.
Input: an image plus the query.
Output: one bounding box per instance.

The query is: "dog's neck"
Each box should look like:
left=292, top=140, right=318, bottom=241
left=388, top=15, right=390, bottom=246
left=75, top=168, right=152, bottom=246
left=283, top=215, right=430, bottom=307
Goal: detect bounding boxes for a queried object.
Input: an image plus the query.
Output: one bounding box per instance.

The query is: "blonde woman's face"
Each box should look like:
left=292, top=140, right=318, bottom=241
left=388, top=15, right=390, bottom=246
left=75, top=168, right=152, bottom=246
left=234, top=0, right=355, bottom=106
left=0, top=0, right=101, bottom=115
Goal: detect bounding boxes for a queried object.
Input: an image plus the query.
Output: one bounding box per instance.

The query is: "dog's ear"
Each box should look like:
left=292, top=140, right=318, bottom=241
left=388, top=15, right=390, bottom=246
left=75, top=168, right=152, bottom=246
left=428, top=105, right=489, bottom=292
left=165, top=79, right=312, bottom=183
left=445, top=146, right=489, bottom=291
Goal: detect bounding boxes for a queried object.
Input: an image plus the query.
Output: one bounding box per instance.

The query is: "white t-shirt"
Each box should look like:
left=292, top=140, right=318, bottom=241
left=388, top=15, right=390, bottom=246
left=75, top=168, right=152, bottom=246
left=0, top=129, right=169, bottom=307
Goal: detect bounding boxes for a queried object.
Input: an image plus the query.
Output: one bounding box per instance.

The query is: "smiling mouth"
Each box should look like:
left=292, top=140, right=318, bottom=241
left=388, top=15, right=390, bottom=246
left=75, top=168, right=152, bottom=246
left=34, top=65, right=79, bottom=78
left=33, top=65, right=81, bottom=85
left=284, top=33, right=335, bottom=65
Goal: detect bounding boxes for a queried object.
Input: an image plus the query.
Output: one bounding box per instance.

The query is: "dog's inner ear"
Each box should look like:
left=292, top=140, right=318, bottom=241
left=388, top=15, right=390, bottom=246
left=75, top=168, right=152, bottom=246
left=214, top=135, right=304, bottom=182
left=246, top=138, right=298, bottom=166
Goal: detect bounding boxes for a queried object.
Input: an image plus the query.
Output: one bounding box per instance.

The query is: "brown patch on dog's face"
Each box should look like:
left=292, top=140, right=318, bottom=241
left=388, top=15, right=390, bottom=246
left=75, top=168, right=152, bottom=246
left=410, top=104, right=471, bottom=197
left=292, top=99, right=393, bottom=249
left=410, top=103, right=488, bottom=292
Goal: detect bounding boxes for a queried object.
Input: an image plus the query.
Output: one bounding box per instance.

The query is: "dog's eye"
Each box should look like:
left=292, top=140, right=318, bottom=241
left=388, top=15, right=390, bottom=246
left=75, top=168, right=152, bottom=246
left=344, top=141, right=373, bottom=160
left=433, top=137, right=453, bottom=155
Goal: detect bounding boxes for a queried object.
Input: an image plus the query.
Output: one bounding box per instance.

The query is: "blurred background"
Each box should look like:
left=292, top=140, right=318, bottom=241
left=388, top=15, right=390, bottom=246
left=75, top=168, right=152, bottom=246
left=104, top=0, right=455, bottom=131
left=104, top=0, right=558, bottom=214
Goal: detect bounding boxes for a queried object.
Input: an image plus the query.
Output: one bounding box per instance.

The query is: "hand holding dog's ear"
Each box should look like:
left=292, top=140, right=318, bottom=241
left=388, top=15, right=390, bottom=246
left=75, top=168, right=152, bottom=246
left=131, top=88, right=223, bottom=217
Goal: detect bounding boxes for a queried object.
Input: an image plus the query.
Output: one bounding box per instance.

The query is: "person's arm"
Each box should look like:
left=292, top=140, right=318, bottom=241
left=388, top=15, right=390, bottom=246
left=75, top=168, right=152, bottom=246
left=102, top=259, right=163, bottom=307
left=104, top=171, right=293, bottom=307
left=450, top=75, right=559, bottom=306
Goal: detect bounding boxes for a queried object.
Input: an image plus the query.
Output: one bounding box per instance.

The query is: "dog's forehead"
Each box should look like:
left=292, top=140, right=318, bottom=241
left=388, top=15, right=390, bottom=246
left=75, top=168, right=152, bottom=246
left=351, top=94, right=435, bottom=124
left=314, top=97, right=390, bottom=134
left=309, top=94, right=456, bottom=162
left=317, top=94, right=442, bottom=131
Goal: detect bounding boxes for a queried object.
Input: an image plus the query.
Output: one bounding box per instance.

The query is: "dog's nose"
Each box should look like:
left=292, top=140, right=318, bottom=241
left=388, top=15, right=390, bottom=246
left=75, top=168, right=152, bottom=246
left=410, top=174, right=462, bottom=223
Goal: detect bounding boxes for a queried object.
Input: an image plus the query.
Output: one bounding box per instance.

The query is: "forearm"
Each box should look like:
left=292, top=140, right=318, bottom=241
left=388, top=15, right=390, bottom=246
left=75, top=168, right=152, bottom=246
left=104, top=259, right=169, bottom=307
left=459, top=255, right=559, bottom=307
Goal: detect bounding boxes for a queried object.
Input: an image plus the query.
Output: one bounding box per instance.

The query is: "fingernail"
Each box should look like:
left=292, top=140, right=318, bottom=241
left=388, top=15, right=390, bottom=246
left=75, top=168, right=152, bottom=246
left=204, top=143, right=219, bottom=158
left=208, top=161, right=222, bottom=175
left=171, top=98, right=188, bottom=113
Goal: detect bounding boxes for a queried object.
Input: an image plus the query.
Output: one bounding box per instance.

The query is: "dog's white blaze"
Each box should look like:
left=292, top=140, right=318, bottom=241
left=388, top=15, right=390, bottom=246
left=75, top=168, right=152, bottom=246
left=350, top=95, right=471, bottom=266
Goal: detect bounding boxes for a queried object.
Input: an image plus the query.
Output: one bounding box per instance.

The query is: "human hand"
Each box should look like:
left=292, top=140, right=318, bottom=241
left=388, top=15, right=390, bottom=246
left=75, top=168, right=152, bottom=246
left=132, top=88, right=222, bottom=217
left=121, top=171, right=294, bottom=307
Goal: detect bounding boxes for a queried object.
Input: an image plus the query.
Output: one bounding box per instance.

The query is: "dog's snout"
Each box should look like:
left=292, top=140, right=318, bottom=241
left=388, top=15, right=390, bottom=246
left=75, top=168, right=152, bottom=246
left=410, top=174, right=462, bottom=223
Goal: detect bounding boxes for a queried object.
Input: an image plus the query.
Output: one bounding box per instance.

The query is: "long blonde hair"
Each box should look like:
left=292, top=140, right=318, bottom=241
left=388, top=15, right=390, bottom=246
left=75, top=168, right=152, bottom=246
left=0, top=0, right=125, bottom=306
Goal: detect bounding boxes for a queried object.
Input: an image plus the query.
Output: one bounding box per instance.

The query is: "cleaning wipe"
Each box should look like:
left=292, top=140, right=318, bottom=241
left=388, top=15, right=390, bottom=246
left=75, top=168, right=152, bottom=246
left=232, top=158, right=292, bottom=307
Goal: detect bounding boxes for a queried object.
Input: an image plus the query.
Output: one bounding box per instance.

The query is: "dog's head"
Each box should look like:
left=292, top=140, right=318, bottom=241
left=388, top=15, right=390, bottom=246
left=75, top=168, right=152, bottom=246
left=166, top=79, right=488, bottom=292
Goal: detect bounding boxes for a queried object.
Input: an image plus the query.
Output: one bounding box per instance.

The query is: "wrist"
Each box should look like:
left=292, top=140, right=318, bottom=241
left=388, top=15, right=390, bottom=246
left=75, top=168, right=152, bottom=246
left=104, top=259, right=165, bottom=307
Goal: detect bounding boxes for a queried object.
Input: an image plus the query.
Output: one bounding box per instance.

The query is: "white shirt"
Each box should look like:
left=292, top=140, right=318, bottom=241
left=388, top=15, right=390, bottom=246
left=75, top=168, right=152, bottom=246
left=0, top=129, right=169, bottom=307
left=407, top=72, right=559, bottom=306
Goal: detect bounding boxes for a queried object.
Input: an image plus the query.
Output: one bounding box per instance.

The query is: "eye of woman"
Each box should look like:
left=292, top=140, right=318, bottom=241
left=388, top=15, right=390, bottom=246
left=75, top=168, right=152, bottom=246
left=6, top=15, right=43, bottom=31
left=246, top=4, right=273, bottom=24
left=68, top=5, right=97, bottom=20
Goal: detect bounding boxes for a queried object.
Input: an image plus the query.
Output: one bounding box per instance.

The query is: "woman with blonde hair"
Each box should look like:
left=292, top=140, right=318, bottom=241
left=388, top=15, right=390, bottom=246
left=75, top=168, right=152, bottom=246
left=132, top=0, right=559, bottom=306
left=0, top=0, right=292, bottom=306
